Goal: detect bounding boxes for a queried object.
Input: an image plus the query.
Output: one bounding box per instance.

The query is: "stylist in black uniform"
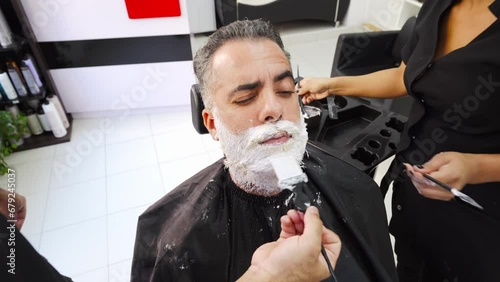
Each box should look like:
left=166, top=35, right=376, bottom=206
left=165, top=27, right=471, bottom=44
left=297, top=0, right=500, bottom=281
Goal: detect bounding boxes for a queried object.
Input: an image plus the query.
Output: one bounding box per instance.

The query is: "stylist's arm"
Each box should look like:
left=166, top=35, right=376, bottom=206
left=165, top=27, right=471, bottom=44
left=238, top=206, right=341, bottom=282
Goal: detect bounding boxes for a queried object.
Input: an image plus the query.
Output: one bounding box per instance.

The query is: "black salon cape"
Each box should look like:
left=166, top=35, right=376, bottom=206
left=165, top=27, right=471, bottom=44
left=131, top=144, right=398, bottom=282
left=0, top=214, right=72, bottom=282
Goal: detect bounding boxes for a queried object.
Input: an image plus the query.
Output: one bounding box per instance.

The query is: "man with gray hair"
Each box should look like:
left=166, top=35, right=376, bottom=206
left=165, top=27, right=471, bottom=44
left=132, top=19, right=397, bottom=282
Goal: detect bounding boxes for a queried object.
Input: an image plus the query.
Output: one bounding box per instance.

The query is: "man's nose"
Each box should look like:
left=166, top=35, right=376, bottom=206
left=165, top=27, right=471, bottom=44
left=260, top=91, right=283, bottom=123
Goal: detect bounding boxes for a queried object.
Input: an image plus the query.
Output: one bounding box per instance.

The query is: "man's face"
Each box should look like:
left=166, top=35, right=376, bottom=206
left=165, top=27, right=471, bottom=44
left=202, top=39, right=308, bottom=195
left=204, top=39, right=301, bottom=137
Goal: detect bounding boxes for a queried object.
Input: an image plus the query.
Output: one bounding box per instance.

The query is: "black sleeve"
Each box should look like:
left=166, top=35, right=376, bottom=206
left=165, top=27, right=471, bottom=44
left=401, top=0, right=435, bottom=64
left=0, top=214, right=72, bottom=282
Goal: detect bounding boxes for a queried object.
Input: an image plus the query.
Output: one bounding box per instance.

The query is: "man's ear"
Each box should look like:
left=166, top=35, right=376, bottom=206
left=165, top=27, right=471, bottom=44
left=202, top=109, right=219, bottom=141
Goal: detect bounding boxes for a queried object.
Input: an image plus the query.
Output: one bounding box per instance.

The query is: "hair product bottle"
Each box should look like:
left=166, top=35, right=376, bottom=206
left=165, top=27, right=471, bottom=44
left=0, top=8, right=12, bottom=48
left=0, top=70, right=18, bottom=100
left=41, top=100, right=67, bottom=138
left=20, top=62, right=40, bottom=95
left=5, top=103, right=20, bottom=117
left=25, top=107, right=43, bottom=135
left=46, top=93, right=69, bottom=128
left=6, top=61, right=28, bottom=97
left=0, top=83, right=6, bottom=100
left=36, top=106, right=52, bottom=132
left=22, top=54, right=43, bottom=88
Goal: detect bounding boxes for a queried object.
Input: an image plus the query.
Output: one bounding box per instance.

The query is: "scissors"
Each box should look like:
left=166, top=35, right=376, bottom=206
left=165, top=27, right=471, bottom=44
left=296, top=65, right=309, bottom=118
left=412, top=165, right=484, bottom=210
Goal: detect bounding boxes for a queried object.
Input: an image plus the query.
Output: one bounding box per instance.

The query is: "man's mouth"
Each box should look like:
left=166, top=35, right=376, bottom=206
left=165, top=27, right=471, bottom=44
left=259, top=132, right=291, bottom=145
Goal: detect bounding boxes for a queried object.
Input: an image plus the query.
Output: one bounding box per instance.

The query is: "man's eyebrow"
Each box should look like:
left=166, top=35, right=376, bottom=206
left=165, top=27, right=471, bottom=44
left=233, top=81, right=261, bottom=93
left=274, top=70, right=294, bottom=83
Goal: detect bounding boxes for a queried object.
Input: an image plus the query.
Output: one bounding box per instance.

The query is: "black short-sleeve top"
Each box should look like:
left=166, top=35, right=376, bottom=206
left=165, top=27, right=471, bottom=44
left=398, top=0, right=500, bottom=165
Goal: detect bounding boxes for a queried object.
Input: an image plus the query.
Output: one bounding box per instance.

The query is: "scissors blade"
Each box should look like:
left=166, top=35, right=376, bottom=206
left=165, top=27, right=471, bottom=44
left=422, top=173, right=484, bottom=210
left=451, top=189, right=484, bottom=210
left=297, top=65, right=300, bottom=88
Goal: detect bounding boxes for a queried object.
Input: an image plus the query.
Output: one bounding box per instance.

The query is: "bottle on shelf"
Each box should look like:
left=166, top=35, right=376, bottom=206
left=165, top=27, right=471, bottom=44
left=0, top=69, right=18, bottom=100
left=46, top=93, right=69, bottom=129
left=41, top=100, right=67, bottom=138
left=0, top=8, right=12, bottom=48
left=25, top=107, right=43, bottom=135
left=36, top=106, right=51, bottom=132
left=20, top=61, right=41, bottom=95
left=6, top=60, right=28, bottom=97
left=0, top=83, right=6, bottom=100
left=5, top=103, right=20, bottom=117
left=22, top=54, right=43, bottom=88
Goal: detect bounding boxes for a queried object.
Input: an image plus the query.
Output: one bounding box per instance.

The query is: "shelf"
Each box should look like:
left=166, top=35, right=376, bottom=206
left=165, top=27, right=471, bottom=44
left=0, top=87, right=47, bottom=105
left=0, top=35, right=28, bottom=54
left=13, top=114, right=73, bottom=152
left=405, top=0, right=423, bottom=8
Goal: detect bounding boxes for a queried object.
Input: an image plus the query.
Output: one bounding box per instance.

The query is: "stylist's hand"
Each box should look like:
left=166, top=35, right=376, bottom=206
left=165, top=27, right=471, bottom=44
left=404, top=152, right=475, bottom=201
left=238, top=206, right=341, bottom=282
left=296, top=77, right=334, bottom=104
left=0, top=188, right=27, bottom=229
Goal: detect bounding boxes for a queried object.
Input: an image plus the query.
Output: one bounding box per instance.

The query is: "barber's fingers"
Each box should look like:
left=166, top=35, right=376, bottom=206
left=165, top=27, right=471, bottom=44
left=279, top=209, right=305, bottom=240
left=301, top=206, right=323, bottom=253
left=321, top=226, right=341, bottom=268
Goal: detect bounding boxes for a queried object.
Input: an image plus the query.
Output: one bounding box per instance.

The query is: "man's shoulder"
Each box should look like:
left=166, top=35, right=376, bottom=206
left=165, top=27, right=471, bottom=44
left=139, top=159, right=226, bottom=222
left=305, top=143, right=379, bottom=192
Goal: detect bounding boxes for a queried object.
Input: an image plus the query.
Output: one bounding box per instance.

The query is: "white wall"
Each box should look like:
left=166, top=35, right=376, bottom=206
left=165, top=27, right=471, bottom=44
left=20, top=0, right=192, bottom=41
left=343, top=0, right=370, bottom=27
left=18, top=0, right=199, bottom=115
left=344, top=0, right=410, bottom=30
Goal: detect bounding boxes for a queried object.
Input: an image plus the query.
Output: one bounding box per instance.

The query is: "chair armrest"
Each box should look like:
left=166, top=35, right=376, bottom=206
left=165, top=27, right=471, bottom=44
left=332, top=31, right=400, bottom=77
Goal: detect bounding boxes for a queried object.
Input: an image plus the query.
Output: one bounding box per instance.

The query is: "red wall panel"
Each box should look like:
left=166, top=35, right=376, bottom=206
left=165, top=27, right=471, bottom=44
left=124, top=0, right=181, bottom=19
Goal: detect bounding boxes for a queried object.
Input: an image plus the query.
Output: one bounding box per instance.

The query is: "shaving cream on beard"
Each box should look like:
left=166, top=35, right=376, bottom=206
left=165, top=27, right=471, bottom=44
left=214, top=110, right=308, bottom=195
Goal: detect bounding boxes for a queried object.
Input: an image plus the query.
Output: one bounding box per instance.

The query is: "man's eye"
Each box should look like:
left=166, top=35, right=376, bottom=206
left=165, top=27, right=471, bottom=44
left=234, top=96, right=255, bottom=105
left=278, top=90, right=295, bottom=96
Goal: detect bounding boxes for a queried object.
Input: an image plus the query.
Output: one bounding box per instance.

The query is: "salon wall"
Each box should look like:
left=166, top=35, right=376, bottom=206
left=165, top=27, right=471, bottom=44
left=18, top=0, right=215, bottom=115
left=345, top=0, right=408, bottom=29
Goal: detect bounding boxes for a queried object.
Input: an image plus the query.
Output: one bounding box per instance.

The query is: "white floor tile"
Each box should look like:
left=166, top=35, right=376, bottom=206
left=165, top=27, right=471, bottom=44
left=105, top=115, right=152, bottom=145
left=51, top=147, right=106, bottom=188
left=7, top=159, right=52, bottom=196
left=20, top=193, right=47, bottom=235
left=72, top=267, right=109, bottom=282
left=55, top=118, right=107, bottom=155
left=106, top=137, right=157, bottom=176
left=109, top=259, right=132, bottom=282
left=160, top=153, right=213, bottom=193
left=154, top=130, right=207, bottom=163
left=39, top=217, right=108, bottom=277
left=107, top=166, right=164, bottom=214
left=107, top=206, right=148, bottom=264
left=149, top=107, right=192, bottom=136
left=44, top=178, right=107, bottom=231
left=5, top=145, right=56, bottom=166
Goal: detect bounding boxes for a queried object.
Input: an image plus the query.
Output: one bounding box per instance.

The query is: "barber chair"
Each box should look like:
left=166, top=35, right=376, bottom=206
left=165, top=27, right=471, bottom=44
left=331, top=17, right=417, bottom=117
left=191, top=84, right=208, bottom=134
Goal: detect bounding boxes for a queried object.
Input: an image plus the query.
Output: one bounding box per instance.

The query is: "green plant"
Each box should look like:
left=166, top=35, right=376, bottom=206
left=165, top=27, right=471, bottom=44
left=0, top=111, right=28, bottom=175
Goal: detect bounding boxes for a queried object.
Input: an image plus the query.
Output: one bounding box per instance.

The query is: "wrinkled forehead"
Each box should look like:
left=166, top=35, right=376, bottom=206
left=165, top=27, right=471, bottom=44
left=208, top=39, right=292, bottom=92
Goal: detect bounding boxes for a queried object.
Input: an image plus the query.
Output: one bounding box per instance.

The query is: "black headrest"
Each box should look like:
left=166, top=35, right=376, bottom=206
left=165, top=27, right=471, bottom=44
left=392, top=16, right=417, bottom=61
left=190, top=84, right=209, bottom=134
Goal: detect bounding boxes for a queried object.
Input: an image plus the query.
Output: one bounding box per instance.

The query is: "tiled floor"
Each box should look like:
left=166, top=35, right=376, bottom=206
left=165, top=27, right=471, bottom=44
left=0, top=22, right=395, bottom=281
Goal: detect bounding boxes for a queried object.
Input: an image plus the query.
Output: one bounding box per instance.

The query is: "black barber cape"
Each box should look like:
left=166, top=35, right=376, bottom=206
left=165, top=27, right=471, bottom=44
left=131, top=144, right=397, bottom=282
